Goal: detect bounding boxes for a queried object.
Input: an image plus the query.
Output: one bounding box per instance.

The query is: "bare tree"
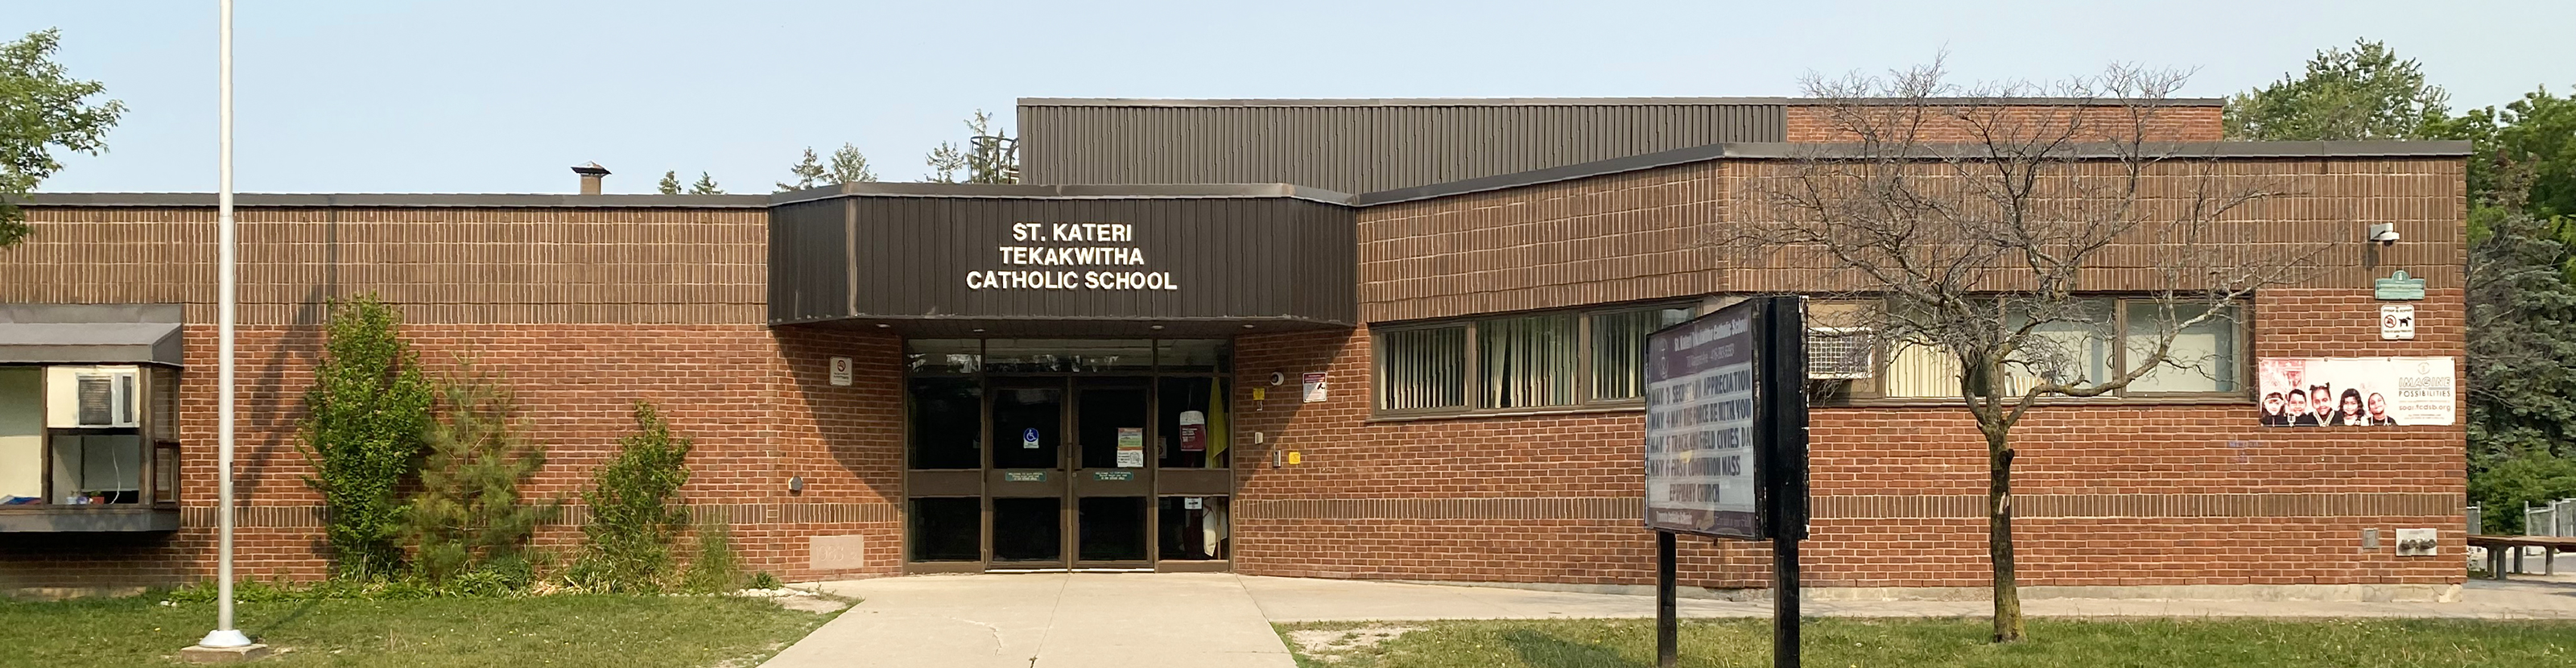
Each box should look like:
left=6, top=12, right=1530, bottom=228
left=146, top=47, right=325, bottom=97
left=1743, top=58, right=2331, bottom=641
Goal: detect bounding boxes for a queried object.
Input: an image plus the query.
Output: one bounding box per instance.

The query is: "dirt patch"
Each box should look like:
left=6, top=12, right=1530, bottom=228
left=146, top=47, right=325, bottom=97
left=1286, top=625, right=1421, bottom=663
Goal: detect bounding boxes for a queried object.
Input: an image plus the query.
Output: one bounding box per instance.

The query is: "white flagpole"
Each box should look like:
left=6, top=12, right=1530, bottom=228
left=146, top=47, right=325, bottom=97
left=198, top=0, right=249, bottom=649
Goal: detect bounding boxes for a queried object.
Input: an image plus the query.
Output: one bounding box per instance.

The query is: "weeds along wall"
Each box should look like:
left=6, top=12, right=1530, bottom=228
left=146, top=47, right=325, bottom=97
left=0, top=204, right=907, bottom=596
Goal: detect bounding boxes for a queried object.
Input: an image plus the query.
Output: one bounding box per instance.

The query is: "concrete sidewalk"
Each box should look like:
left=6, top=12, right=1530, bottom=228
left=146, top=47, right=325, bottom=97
left=758, top=573, right=2576, bottom=667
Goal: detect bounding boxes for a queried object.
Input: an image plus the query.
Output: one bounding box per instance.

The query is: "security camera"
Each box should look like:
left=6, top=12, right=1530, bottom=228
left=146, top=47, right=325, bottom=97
left=2368, top=223, right=2400, bottom=245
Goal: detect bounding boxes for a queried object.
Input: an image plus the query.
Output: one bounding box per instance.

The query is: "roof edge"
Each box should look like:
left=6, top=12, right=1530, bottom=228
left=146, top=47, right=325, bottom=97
left=1353, top=140, right=2475, bottom=207
left=768, top=182, right=1358, bottom=207
left=16, top=193, right=771, bottom=208
left=1019, top=96, right=2226, bottom=108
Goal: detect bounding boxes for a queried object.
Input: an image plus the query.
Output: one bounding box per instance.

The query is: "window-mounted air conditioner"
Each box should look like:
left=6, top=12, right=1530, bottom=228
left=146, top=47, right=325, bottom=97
left=1805, top=327, right=1875, bottom=380
left=47, top=366, right=141, bottom=428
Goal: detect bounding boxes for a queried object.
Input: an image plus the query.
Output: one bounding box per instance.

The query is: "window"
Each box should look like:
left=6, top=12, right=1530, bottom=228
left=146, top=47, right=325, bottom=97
left=1377, top=326, right=1467, bottom=410
left=1373, top=303, right=1694, bottom=415
left=1870, top=297, right=2243, bottom=399
left=2, top=365, right=180, bottom=509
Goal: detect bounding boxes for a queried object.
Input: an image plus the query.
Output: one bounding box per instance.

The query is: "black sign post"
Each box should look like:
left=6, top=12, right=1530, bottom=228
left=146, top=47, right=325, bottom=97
left=1643, top=295, right=1807, bottom=668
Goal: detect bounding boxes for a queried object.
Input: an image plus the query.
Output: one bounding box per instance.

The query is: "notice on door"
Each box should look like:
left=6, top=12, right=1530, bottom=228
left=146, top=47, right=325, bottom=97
left=1117, top=427, right=1146, bottom=468
left=1022, top=427, right=1042, bottom=449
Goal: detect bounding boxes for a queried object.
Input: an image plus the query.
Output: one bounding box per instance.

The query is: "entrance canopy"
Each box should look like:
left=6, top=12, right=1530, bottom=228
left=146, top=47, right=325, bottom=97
left=766, top=183, right=1358, bottom=337
left=0, top=304, right=184, bottom=366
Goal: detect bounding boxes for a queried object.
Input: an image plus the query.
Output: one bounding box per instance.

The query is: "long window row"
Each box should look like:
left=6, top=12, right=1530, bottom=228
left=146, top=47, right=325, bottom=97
left=1375, top=303, right=1694, bottom=414
left=1373, top=296, right=2244, bottom=416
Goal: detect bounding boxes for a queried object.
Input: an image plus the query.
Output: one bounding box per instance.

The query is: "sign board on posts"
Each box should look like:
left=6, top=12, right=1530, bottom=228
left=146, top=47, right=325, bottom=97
left=1644, top=295, right=1808, bottom=540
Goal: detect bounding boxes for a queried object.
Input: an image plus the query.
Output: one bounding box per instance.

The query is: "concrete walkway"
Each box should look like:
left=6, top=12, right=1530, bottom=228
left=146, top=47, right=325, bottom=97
left=758, top=573, right=2576, bottom=667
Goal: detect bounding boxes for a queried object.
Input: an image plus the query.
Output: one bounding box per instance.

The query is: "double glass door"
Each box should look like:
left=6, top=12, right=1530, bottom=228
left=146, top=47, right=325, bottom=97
left=988, top=377, right=1153, bottom=567
left=904, top=338, right=1236, bottom=573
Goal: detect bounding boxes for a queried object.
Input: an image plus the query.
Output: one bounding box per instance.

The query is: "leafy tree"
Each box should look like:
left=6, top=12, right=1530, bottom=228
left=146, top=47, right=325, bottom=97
left=299, top=294, right=436, bottom=577
left=576, top=402, right=693, bottom=591
left=2464, top=166, right=2576, bottom=530
left=402, top=364, right=556, bottom=583
left=925, top=110, right=1017, bottom=183
left=656, top=171, right=683, bottom=195
left=687, top=171, right=723, bottom=195
left=0, top=28, right=126, bottom=248
left=2439, top=88, right=2576, bottom=223
left=2224, top=39, right=2450, bottom=142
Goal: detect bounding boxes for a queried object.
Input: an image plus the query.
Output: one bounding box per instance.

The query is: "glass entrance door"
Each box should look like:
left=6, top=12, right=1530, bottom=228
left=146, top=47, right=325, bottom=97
left=987, top=382, right=1064, bottom=566
left=901, top=338, right=1237, bottom=574
left=1072, top=379, right=1152, bottom=567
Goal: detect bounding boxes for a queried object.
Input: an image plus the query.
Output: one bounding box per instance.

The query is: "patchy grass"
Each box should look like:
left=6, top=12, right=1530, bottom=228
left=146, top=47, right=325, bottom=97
left=1, top=592, right=839, bottom=667
left=1278, top=617, right=2576, bottom=667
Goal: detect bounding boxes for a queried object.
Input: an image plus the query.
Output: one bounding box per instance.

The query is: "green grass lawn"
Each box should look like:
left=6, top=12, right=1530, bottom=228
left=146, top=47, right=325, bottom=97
left=0, top=592, right=839, bottom=668
left=1279, top=617, right=2576, bottom=668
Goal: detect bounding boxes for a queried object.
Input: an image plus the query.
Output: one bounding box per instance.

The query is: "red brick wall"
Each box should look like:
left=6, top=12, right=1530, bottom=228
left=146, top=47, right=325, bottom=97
left=1784, top=104, right=2224, bottom=143
left=0, top=324, right=907, bottom=593
left=1227, top=287, right=2464, bottom=590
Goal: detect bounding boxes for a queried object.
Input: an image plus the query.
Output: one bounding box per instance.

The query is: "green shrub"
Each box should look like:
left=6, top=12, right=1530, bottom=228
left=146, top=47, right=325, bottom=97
left=401, top=364, right=558, bottom=584
left=575, top=402, right=694, bottom=592
left=680, top=518, right=744, bottom=594
left=299, top=294, right=436, bottom=578
left=749, top=571, right=782, bottom=590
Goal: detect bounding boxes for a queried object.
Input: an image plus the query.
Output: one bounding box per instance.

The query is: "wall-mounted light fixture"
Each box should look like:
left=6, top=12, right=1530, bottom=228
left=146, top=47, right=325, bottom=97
left=2368, top=222, right=2400, bottom=245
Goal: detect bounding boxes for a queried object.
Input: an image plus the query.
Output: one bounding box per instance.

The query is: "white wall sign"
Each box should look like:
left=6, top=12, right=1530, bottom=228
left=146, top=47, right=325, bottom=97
left=1301, top=372, right=1328, bottom=402
left=828, top=357, right=852, bottom=386
left=2380, top=304, right=2416, bottom=340
left=964, top=222, right=1180, bottom=291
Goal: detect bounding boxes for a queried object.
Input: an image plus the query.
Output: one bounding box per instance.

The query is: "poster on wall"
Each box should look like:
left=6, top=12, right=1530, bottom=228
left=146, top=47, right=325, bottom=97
left=1116, top=427, right=1146, bottom=468
left=2256, top=357, right=2455, bottom=427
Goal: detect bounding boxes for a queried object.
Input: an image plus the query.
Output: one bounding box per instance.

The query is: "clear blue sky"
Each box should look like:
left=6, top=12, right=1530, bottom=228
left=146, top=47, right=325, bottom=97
left=15, top=0, right=2574, bottom=194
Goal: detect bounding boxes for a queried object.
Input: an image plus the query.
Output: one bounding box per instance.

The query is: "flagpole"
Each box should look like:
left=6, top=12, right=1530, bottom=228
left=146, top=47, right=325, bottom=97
left=197, top=0, right=249, bottom=649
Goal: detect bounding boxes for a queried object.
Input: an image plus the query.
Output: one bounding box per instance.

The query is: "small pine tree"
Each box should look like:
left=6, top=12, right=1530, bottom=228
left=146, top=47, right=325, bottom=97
left=687, top=171, right=724, bottom=195
left=828, top=143, right=877, bottom=183
left=656, top=171, right=682, bottom=195
left=777, top=147, right=828, bottom=192
left=300, top=294, right=436, bottom=578
left=577, top=402, right=694, bottom=591
left=402, top=364, right=556, bottom=584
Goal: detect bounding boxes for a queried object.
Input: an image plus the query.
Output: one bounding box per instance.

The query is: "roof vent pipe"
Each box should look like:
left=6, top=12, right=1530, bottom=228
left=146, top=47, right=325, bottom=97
left=572, top=163, right=610, bottom=195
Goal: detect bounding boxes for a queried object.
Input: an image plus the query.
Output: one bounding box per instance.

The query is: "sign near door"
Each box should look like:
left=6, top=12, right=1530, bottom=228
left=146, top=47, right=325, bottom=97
left=1302, top=372, right=1328, bottom=402
left=1022, top=427, right=1042, bottom=449
left=1117, top=427, right=1146, bottom=468
left=828, top=357, right=852, bottom=386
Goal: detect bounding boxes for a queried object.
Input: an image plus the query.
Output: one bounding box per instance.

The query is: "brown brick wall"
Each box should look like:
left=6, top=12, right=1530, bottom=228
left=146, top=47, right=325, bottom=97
left=1783, top=104, right=2223, bottom=143
left=0, top=204, right=907, bottom=593
left=1359, top=156, right=2466, bottom=323
left=1227, top=285, right=2465, bottom=588
left=0, top=206, right=766, bottom=324
left=1, top=324, right=908, bottom=592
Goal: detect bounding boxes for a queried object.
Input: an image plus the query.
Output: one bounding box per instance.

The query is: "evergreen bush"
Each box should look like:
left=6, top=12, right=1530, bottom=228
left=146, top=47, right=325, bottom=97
left=401, top=363, right=557, bottom=584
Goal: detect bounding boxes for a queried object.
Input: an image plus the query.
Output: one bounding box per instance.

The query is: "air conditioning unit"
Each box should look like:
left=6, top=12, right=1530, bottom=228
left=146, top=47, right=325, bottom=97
left=47, top=365, right=141, bottom=428
left=1806, top=327, right=1875, bottom=380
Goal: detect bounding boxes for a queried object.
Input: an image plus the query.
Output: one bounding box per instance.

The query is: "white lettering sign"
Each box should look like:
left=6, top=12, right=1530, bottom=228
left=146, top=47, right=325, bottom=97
left=972, top=222, right=1177, bottom=291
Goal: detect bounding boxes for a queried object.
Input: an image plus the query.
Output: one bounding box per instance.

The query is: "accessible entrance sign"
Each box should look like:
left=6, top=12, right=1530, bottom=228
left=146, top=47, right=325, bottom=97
left=1643, top=295, right=1808, bottom=668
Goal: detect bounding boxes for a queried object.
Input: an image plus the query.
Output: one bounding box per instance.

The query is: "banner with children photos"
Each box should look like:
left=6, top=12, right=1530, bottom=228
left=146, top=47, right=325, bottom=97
left=2256, top=357, right=2454, bottom=427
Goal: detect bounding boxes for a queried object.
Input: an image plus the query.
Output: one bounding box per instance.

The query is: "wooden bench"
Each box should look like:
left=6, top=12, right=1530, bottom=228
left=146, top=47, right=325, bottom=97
left=2467, top=535, right=2576, bottom=579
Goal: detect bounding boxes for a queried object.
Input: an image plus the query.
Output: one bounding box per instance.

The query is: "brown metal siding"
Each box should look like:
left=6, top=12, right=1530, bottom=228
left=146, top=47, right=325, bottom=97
left=1357, top=156, right=2468, bottom=323
left=769, top=196, right=1356, bottom=325
left=0, top=206, right=767, bottom=324
left=1019, top=103, right=1786, bottom=194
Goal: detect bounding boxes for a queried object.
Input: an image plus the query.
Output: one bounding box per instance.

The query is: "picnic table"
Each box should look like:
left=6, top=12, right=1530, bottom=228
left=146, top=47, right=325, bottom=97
left=2467, top=534, right=2576, bottom=579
